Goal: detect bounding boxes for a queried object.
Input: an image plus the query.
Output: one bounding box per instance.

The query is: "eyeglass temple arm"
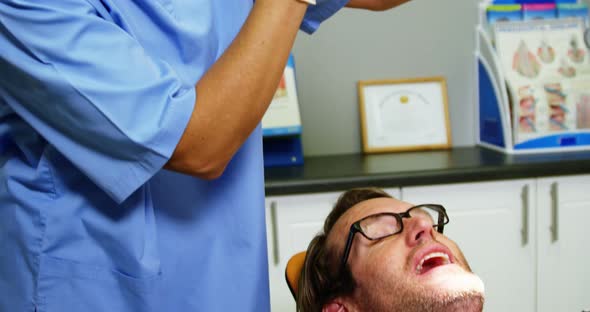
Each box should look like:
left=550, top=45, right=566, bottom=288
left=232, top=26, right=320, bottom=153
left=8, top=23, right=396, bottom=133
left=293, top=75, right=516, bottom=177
left=340, top=228, right=356, bottom=270
left=437, top=213, right=445, bottom=234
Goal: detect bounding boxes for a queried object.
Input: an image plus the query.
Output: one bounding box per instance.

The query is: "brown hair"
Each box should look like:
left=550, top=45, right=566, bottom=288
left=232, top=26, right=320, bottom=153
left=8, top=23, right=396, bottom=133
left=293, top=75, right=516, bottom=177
left=296, top=187, right=393, bottom=312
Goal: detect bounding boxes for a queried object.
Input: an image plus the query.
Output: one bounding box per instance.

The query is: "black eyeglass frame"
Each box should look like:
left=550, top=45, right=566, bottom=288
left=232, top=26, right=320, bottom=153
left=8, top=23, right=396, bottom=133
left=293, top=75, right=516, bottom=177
left=339, top=204, right=449, bottom=272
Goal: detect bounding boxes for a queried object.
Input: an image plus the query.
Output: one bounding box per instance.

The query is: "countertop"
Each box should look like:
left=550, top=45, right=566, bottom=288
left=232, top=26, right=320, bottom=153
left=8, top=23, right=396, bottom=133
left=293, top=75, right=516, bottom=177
left=264, top=146, right=590, bottom=196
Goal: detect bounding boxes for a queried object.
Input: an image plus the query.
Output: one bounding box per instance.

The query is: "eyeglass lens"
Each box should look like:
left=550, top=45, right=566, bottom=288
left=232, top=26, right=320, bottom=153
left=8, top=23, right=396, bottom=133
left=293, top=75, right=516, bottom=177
left=360, top=206, right=444, bottom=240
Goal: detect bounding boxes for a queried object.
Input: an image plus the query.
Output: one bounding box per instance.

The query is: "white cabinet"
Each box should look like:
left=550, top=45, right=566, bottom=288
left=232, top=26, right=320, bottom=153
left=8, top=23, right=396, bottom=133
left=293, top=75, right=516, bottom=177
left=537, top=175, right=590, bottom=312
left=402, top=179, right=536, bottom=312
left=265, top=188, right=401, bottom=312
left=403, top=174, right=590, bottom=312
left=265, top=174, right=590, bottom=312
left=265, top=192, right=339, bottom=312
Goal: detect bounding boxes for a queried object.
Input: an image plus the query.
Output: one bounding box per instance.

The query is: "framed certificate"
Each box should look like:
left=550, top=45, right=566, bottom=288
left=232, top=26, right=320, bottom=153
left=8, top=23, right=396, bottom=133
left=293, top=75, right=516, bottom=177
left=358, top=77, right=452, bottom=154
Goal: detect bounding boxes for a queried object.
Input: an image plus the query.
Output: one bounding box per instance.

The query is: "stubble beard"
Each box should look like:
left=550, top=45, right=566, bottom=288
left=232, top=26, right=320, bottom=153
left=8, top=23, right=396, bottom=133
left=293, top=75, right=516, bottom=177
left=355, top=273, right=485, bottom=312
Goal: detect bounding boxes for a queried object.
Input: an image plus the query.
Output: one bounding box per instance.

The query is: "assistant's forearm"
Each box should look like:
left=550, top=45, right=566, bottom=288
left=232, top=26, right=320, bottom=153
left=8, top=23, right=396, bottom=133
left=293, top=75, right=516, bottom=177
left=166, top=0, right=308, bottom=178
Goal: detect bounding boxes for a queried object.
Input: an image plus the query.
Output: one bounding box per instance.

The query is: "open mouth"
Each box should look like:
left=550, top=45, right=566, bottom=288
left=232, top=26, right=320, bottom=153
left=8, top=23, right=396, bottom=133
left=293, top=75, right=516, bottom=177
left=416, top=252, right=451, bottom=275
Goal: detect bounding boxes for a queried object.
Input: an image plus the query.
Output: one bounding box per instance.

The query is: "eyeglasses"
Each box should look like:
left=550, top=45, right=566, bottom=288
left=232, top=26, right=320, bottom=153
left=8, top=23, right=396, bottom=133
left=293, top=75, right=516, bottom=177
left=339, top=204, right=449, bottom=272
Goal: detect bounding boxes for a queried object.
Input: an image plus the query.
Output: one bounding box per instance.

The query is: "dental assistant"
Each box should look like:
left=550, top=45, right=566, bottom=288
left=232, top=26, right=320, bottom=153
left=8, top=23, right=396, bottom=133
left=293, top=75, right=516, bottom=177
left=0, top=0, right=410, bottom=310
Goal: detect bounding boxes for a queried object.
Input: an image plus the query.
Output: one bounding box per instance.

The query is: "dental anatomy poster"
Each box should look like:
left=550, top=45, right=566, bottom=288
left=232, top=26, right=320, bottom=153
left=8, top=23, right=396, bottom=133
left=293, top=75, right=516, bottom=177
left=494, top=18, right=590, bottom=144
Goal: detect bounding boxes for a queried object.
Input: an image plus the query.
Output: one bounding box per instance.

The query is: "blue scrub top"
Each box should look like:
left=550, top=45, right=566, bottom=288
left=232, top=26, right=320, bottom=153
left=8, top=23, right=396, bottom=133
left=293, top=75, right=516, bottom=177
left=0, top=0, right=347, bottom=311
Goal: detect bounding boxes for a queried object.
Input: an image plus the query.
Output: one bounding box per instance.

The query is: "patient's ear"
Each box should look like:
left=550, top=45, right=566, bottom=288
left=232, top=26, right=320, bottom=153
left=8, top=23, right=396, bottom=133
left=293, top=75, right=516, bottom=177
left=322, top=299, right=348, bottom=312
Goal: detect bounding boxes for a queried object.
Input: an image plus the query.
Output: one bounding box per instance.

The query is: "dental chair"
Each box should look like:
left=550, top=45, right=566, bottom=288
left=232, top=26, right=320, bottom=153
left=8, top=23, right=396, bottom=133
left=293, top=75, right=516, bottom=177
left=285, top=251, right=307, bottom=300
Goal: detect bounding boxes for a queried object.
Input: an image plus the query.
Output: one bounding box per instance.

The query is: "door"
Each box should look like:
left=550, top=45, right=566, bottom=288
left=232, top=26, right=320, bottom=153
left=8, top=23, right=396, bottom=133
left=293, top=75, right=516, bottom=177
left=537, top=174, right=590, bottom=312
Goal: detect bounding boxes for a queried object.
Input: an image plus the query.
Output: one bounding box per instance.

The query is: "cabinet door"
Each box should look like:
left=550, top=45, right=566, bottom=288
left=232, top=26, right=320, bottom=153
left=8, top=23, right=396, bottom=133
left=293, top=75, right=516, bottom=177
left=266, top=188, right=400, bottom=312
left=266, top=192, right=340, bottom=312
left=402, top=180, right=535, bottom=312
left=537, top=174, right=590, bottom=312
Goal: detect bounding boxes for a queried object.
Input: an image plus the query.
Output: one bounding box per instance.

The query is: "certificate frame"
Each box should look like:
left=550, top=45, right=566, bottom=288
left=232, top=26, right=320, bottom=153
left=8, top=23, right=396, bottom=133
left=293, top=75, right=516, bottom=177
left=358, top=77, right=452, bottom=154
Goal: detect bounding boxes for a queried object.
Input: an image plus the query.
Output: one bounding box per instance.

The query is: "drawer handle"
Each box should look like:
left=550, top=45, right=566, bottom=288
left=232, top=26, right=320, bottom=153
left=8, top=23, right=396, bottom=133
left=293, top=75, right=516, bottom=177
left=550, top=182, right=559, bottom=243
left=270, top=201, right=280, bottom=266
left=521, top=184, right=529, bottom=246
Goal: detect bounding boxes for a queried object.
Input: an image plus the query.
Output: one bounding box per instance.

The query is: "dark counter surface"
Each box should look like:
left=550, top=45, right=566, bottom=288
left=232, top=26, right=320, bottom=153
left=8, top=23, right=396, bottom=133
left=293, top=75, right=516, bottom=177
left=264, top=146, right=590, bottom=196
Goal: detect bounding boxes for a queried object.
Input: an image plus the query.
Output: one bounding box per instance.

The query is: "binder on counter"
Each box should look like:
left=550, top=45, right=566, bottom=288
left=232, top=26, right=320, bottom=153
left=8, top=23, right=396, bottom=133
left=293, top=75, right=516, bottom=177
left=262, top=55, right=304, bottom=166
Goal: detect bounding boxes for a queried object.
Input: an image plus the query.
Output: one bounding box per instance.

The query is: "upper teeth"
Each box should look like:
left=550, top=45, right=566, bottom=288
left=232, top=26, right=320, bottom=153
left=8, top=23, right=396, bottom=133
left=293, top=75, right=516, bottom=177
left=416, top=252, right=450, bottom=274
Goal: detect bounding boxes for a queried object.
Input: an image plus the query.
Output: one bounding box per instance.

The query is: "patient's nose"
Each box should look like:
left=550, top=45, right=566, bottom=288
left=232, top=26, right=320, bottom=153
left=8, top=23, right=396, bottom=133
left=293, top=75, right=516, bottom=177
left=405, top=216, right=434, bottom=247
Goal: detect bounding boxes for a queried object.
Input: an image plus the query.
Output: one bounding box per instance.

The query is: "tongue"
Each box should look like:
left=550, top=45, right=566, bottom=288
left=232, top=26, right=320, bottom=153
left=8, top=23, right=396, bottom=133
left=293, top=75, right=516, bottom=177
left=421, top=257, right=445, bottom=273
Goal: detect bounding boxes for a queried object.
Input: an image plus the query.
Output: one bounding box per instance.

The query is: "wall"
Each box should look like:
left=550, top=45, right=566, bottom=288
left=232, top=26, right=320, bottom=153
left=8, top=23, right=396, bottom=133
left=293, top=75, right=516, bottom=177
left=292, top=0, right=479, bottom=156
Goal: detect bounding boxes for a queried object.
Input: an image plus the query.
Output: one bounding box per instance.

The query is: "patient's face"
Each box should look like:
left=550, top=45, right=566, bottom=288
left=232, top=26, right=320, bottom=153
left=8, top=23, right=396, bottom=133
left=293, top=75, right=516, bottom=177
left=327, top=197, right=484, bottom=312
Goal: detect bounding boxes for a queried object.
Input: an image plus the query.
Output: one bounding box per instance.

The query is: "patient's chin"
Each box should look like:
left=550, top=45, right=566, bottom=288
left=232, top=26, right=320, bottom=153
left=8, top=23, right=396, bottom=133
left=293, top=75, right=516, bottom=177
left=441, top=273, right=484, bottom=295
left=425, top=271, right=485, bottom=312
left=422, top=265, right=485, bottom=296
left=437, top=292, right=485, bottom=312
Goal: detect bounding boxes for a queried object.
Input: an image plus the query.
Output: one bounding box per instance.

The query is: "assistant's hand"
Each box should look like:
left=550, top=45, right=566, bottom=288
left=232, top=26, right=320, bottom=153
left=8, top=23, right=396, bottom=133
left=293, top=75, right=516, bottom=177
left=345, top=0, right=410, bottom=11
left=300, top=0, right=409, bottom=33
